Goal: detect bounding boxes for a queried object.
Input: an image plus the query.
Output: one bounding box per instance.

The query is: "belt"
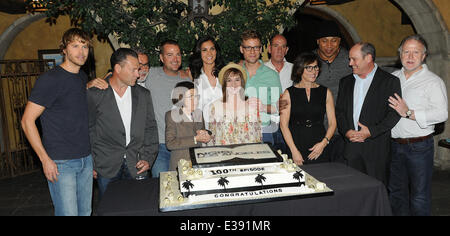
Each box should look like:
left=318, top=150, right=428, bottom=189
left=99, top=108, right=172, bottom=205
left=393, top=134, right=432, bottom=144
left=292, top=119, right=322, bottom=128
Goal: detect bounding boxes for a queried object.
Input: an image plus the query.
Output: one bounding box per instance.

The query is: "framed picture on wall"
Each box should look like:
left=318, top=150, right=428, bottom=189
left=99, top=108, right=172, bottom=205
left=37, top=48, right=96, bottom=80
left=38, top=49, right=63, bottom=68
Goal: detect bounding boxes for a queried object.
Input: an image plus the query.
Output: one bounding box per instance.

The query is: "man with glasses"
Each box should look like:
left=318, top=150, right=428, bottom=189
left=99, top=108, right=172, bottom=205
left=135, top=48, right=150, bottom=87
left=239, top=30, right=282, bottom=146
left=388, top=35, right=448, bottom=216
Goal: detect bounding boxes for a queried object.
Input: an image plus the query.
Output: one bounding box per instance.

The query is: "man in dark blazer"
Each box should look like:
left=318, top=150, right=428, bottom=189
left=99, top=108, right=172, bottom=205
left=87, top=48, right=158, bottom=197
left=336, top=42, right=401, bottom=186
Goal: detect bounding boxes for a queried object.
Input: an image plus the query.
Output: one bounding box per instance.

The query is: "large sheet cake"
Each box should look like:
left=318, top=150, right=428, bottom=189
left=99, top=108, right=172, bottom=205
left=159, top=143, right=333, bottom=212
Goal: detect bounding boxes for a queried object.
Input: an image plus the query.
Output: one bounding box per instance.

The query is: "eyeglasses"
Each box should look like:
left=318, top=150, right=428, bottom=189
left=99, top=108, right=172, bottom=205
left=242, top=45, right=262, bottom=52
left=139, top=63, right=149, bottom=69
left=305, top=65, right=320, bottom=72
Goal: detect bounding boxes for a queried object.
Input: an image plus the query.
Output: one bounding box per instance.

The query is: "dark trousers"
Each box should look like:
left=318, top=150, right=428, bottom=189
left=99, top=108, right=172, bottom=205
left=97, top=159, right=148, bottom=200
left=327, top=134, right=345, bottom=163
left=343, top=138, right=391, bottom=186
left=388, top=137, right=434, bottom=216
left=272, top=128, right=287, bottom=155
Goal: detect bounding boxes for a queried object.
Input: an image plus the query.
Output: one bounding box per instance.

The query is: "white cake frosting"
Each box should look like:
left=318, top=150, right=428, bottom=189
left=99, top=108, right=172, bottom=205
left=159, top=171, right=328, bottom=210
left=178, top=157, right=305, bottom=196
left=159, top=144, right=332, bottom=211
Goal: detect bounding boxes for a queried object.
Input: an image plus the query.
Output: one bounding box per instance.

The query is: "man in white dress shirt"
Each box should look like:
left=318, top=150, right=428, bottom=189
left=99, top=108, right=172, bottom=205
left=265, top=34, right=292, bottom=153
left=388, top=35, right=448, bottom=216
left=265, top=34, right=293, bottom=92
left=87, top=48, right=158, bottom=198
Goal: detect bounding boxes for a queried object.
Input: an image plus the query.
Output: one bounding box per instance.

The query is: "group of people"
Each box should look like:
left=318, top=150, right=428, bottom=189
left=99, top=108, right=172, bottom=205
left=21, top=19, right=447, bottom=216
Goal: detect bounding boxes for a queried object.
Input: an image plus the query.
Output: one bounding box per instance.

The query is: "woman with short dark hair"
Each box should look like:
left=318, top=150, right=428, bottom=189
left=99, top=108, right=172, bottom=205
left=280, top=52, right=336, bottom=165
left=165, top=81, right=211, bottom=170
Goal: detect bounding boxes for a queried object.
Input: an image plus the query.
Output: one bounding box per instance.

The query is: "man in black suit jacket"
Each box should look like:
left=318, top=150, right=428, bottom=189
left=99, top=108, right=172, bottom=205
left=336, top=42, right=401, bottom=186
left=87, top=48, right=158, bottom=197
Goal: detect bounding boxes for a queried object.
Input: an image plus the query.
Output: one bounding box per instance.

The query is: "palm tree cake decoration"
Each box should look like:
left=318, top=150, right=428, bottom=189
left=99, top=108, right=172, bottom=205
left=255, top=174, right=267, bottom=187
left=293, top=171, right=305, bottom=187
left=182, top=180, right=194, bottom=197
left=217, top=177, right=229, bottom=190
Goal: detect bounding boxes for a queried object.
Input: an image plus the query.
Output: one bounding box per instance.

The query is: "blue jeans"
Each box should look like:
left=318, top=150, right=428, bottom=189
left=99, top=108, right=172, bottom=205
left=48, top=155, right=93, bottom=216
left=272, top=128, right=287, bottom=154
left=262, top=132, right=274, bottom=146
left=151, top=144, right=171, bottom=178
left=388, top=137, right=434, bottom=216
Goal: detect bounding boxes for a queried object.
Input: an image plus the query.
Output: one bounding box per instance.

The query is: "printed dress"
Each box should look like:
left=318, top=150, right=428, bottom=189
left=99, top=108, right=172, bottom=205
left=208, top=99, right=261, bottom=146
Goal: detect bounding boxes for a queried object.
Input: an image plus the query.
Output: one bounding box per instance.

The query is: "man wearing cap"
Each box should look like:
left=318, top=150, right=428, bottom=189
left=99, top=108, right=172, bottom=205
left=314, top=20, right=352, bottom=103
left=240, top=30, right=282, bottom=146
left=313, top=20, right=352, bottom=162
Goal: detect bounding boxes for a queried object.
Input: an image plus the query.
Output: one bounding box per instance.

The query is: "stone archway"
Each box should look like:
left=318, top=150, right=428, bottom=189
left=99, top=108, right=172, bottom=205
left=0, top=13, right=44, bottom=152
left=394, top=0, right=449, bottom=76
left=0, top=13, right=120, bottom=62
left=0, top=12, right=119, bottom=153
left=282, top=5, right=361, bottom=62
left=305, top=5, right=361, bottom=44
left=393, top=0, right=450, bottom=169
left=0, top=13, right=45, bottom=61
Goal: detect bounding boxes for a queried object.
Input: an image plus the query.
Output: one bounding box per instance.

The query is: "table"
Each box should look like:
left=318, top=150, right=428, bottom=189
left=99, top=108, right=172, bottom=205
left=96, top=162, right=392, bottom=216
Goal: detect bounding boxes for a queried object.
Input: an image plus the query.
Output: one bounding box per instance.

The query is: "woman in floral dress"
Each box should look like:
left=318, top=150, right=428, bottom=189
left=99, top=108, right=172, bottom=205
left=208, top=63, right=261, bottom=145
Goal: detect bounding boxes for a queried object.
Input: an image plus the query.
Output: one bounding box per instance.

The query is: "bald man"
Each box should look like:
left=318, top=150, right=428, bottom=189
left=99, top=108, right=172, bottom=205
left=265, top=34, right=293, bottom=92
left=265, top=34, right=292, bottom=154
left=335, top=42, right=401, bottom=186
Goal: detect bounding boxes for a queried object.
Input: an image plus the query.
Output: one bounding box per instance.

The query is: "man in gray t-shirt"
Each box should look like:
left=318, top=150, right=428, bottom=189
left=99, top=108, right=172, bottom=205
left=145, top=67, right=189, bottom=145
left=313, top=20, right=352, bottom=103
left=314, top=47, right=352, bottom=104
left=313, top=20, right=352, bottom=162
left=146, top=40, right=190, bottom=178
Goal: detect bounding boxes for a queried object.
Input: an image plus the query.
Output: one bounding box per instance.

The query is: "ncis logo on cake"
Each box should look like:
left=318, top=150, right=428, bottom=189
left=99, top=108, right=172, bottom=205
left=190, top=143, right=283, bottom=167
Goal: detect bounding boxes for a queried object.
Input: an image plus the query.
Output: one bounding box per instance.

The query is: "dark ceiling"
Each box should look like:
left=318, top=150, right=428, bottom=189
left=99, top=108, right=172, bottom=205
left=0, top=0, right=27, bottom=14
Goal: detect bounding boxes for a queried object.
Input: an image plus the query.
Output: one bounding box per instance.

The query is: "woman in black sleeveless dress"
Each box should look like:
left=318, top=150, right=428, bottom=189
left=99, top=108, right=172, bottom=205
left=280, top=52, right=337, bottom=165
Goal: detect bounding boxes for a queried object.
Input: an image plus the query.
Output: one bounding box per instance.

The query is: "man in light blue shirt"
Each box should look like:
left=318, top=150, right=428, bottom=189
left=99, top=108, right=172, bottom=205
left=353, top=63, right=378, bottom=130
left=336, top=42, right=401, bottom=185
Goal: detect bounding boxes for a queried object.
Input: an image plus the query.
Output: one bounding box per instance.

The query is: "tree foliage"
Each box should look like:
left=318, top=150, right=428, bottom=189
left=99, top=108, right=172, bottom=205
left=27, top=0, right=300, bottom=66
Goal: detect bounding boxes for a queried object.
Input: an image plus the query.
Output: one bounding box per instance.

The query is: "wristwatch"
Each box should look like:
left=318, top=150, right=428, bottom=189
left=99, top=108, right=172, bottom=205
left=405, top=110, right=412, bottom=119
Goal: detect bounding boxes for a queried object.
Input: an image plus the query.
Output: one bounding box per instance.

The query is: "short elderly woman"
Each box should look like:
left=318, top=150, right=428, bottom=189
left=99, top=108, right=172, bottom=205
left=165, top=81, right=211, bottom=170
